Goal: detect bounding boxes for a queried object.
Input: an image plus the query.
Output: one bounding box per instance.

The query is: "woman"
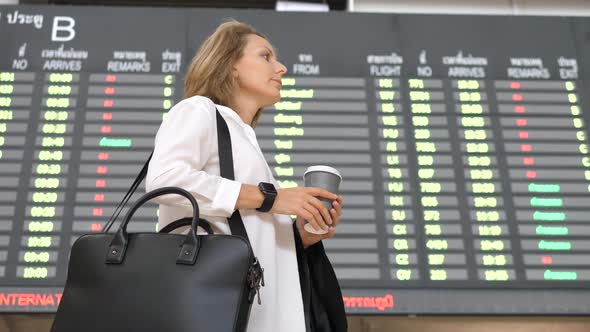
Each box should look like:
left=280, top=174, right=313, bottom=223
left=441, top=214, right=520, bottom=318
left=146, top=20, right=345, bottom=331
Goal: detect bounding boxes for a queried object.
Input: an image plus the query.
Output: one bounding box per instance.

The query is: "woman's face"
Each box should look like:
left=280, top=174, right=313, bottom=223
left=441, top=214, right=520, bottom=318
left=233, top=34, right=287, bottom=107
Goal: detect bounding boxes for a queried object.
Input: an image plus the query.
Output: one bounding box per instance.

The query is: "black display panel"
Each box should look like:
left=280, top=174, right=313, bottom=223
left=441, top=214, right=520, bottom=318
left=0, top=5, right=589, bottom=314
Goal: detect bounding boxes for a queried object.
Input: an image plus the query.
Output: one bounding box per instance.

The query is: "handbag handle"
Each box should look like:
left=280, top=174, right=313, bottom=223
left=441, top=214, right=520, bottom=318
left=106, top=187, right=203, bottom=266
left=159, top=217, right=214, bottom=235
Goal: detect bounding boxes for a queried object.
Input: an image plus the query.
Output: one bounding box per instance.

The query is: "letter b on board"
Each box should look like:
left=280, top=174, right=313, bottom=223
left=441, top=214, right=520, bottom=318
left=52, top=17, right=76, bottom=42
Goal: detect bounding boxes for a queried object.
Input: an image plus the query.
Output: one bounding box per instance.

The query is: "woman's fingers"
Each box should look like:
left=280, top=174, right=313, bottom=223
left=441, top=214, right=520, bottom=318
left=303, top=202, right=327, bottom=232
left=330, top=206, right=340, bottom=227
left=333, top=199, right=342, bottom=215
left=274, top=188, right=341, bottom=234
left=328, top=227, right=336, bottom=237
left=303, top=191, right=340, bottom=232
left=307, top=187, right=338, bottom=201
left=298, top=206, right=315, bottom=226
left=308, top=196, right=332, bottom=225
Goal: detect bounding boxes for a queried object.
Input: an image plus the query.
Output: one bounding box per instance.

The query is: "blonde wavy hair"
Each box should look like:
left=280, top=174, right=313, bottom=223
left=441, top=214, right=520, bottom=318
left=184, top=20, right=269, bottom=127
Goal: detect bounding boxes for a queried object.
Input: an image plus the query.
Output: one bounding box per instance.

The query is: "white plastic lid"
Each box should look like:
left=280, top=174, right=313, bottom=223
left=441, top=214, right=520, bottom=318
left=303, top=165, right=342, bottom=180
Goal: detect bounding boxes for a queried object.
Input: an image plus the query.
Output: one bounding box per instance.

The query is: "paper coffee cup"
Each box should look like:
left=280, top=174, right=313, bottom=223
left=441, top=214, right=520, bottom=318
left=302, top=165, right=342, bottom=235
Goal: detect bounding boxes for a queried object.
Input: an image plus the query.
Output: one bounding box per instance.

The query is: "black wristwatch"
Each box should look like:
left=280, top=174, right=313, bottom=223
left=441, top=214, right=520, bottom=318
left=256, top=182, right=277, bottom=212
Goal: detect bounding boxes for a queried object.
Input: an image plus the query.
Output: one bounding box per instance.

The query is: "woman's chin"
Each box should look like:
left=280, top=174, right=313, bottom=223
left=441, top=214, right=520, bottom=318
left=263, top=93, right=281, bottom=107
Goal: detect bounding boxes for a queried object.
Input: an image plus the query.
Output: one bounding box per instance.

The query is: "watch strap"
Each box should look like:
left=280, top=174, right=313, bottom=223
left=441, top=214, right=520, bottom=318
left=256, top=182, right=276, bottom=212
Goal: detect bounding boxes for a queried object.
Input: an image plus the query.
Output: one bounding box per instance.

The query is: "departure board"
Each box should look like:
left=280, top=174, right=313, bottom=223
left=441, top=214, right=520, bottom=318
left=0, top=5, right=590, bottom=314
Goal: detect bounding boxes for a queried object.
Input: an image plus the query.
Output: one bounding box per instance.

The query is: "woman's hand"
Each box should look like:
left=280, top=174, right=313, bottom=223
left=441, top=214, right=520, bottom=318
left=271, top=187, right=339, bottom=232
left=295, top=196, right=343, bottom=249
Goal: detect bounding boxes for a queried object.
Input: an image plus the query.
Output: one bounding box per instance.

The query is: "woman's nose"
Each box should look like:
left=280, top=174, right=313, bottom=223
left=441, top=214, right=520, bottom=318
left=276, top=62, right=287, bottom=75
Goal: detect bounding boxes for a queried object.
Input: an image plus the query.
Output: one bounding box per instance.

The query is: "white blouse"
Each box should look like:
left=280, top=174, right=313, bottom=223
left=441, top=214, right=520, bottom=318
left=145, top=96, right=306, bottom=332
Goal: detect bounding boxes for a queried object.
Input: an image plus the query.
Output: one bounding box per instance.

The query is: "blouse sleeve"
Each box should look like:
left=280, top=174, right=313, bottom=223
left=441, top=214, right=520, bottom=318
left=145, top=97, right=242, bottom=218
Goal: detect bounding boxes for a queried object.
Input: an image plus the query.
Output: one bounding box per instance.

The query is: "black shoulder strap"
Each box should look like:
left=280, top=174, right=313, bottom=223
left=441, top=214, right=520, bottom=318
left=103, top=153, right=152, bottom=232
left=103, top=108, right=251, bottom=245
left=215, top=110, right=250, bottom=241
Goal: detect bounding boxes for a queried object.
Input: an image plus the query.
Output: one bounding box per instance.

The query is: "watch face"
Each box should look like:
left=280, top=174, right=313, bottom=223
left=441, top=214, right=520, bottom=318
left=259, top=182, right=276, bottom=193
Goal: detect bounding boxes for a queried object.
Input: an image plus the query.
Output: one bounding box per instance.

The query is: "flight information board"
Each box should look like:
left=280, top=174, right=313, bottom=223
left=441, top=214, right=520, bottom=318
left=0, top=5, right=590, bottom=314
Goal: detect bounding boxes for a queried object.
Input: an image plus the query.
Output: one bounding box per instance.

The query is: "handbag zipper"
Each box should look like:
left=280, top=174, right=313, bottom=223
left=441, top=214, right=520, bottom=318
left=247, top=257, right=265, bottom=305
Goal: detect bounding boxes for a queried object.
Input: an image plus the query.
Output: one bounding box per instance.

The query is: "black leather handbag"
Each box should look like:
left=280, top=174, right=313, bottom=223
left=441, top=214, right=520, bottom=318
left=51, top=110, right=264, bottom=332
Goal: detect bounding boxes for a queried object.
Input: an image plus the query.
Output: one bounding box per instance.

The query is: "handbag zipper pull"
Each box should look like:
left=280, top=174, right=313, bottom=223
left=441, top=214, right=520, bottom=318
left=256, top=284, right=262, bottom=305
left=254, top=258, right=264, bottom=304
left=248, top=258, right=265, bottom=305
